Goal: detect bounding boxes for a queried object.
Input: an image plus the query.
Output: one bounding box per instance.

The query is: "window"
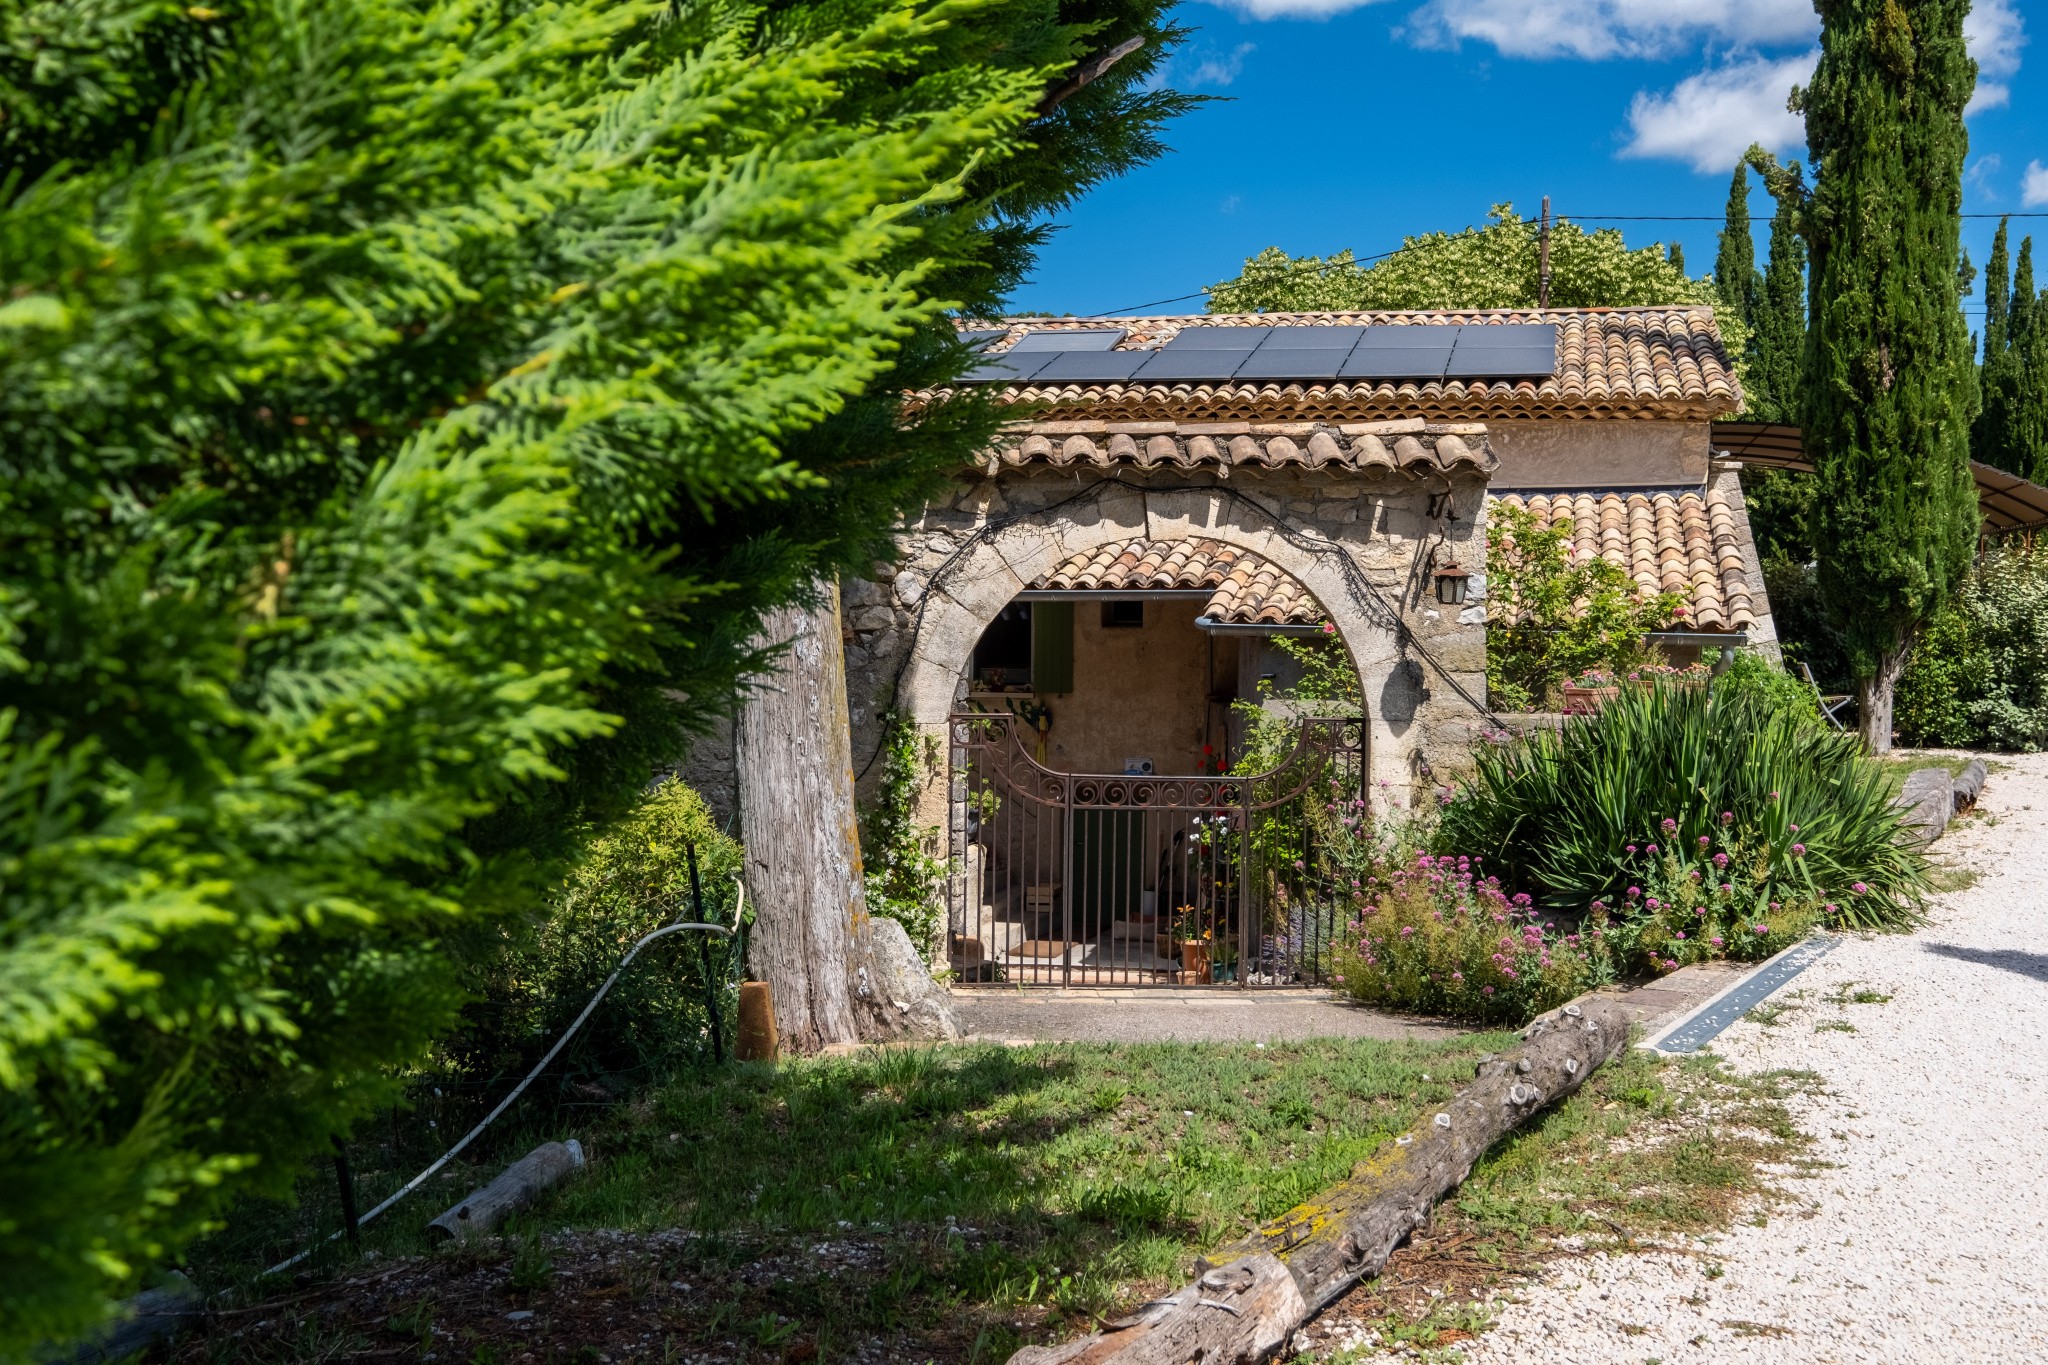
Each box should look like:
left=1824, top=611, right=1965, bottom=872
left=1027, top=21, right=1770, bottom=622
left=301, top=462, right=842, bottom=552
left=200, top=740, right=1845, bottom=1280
left=1100, top=600, right=1145, bottom=629
left=972, top=603, right=1033, bottom=690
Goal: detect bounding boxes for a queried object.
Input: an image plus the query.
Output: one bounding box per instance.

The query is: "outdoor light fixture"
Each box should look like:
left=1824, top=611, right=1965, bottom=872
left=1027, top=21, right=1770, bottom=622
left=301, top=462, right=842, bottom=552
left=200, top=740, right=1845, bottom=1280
left=1434, top=563, right=1469, bottom=605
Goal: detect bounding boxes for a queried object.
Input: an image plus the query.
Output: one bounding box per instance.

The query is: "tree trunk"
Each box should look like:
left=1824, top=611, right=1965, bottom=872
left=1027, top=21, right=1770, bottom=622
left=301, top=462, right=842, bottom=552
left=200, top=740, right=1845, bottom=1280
left=1009, top=999, right=1632, bottom=1364
left=736, top=583, right=958, bottom=1053
left=1858, top=638, right=1910, bottom=754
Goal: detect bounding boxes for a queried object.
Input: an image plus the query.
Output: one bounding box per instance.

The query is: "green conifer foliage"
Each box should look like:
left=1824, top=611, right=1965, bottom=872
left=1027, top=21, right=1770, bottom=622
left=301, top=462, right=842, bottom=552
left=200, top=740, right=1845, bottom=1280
left=1737, top=150, right=1816, bottom=560
left=1977, top=229, right=2048, bottom=477
left=0, top=0, right=1192, bottom=1351
left=1798, top=0, right=1981, bottom=749
left=1716, top=165, right=1762, bottom=327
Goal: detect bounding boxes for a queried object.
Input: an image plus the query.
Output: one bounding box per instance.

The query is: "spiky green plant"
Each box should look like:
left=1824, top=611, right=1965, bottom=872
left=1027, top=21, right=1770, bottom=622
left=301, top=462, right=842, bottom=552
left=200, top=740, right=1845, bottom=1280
left=1437, top=679, right=1925, bottom=927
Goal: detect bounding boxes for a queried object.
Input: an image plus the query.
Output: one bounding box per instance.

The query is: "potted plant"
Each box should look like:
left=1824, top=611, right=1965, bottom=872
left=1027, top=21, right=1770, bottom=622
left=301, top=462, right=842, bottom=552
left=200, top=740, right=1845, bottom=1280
left=1173, top=905, right=1212, bottom=984
left=1211, top=934, right=1238, bottom=984
left=1560, top=668, right=1621, bottom=715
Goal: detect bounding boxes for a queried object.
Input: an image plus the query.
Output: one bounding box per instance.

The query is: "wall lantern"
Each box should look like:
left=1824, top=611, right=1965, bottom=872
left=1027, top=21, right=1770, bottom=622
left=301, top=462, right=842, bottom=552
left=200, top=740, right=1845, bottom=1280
left=1434, top=563, right=1470, bottom=605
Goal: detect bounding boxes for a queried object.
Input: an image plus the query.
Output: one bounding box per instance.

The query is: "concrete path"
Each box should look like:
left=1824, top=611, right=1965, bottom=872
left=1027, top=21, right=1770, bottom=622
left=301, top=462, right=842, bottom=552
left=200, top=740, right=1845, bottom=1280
left=948, top=964, right=1751, bottom=1047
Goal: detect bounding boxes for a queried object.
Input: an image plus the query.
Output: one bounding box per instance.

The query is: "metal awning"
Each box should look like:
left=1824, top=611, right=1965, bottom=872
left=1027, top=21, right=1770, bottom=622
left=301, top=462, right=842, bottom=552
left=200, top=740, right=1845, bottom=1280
left=1712, top=421, right=2048, bottom=534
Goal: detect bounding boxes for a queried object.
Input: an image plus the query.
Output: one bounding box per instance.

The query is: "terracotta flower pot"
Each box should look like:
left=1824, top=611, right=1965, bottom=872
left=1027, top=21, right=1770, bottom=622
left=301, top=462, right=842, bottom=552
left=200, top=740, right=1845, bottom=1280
left=1180, top=939, right=1211, bottom=984
left=1561, top=684, right=1620, bottom=715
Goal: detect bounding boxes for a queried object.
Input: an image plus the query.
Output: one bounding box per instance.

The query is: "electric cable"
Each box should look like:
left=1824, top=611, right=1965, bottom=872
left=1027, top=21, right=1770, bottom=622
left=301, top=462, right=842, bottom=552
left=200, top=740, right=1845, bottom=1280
left=259, top=879, right=746, bottom=1278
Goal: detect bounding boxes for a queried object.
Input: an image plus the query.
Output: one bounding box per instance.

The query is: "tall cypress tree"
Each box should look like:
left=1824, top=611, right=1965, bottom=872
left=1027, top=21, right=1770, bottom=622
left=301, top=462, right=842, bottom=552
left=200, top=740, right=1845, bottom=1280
left=1798, top=0, right=1981, bottom=751
left=1974, top=219, right=2024, bottom=471
left=2011, top=242, right=2048, bottom=481
left=1736, top=149, right=1815, bottom=562
left=1716, top=164, right=1762, bottom=326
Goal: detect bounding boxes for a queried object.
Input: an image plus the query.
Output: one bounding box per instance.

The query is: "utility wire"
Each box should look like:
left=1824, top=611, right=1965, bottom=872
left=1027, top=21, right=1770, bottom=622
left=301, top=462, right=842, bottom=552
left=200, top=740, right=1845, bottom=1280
left=259, top=885, right=745, bottom=1279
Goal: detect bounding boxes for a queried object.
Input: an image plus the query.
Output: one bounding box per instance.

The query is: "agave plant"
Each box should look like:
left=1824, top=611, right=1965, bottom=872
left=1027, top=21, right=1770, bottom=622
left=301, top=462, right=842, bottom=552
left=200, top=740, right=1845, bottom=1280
left=1438, top=678, right=1925, bottom=928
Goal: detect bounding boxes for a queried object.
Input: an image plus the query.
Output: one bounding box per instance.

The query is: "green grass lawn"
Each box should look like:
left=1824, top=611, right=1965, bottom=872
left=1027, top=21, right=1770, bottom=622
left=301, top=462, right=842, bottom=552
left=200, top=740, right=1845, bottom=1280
left=174, top=1038, right=1816, bottom=1365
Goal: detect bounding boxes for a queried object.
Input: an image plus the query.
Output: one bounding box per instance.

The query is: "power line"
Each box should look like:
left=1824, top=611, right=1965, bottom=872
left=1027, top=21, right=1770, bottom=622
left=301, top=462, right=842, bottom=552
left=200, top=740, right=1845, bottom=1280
left=1575, top=213, right=2048, bottom=221
left=1088, top=244, right=1409, bottom=316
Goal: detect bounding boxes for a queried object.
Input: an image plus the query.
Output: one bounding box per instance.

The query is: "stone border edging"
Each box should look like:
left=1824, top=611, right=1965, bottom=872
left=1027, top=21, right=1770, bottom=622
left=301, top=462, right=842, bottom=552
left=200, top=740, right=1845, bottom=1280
left=1637, top=933, right=1842, bottom=1055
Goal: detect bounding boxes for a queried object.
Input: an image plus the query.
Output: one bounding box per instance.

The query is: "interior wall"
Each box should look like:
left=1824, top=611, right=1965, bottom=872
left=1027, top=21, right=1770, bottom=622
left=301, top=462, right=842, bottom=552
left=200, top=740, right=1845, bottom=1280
left=1036, top=599, right=1237, bottom=775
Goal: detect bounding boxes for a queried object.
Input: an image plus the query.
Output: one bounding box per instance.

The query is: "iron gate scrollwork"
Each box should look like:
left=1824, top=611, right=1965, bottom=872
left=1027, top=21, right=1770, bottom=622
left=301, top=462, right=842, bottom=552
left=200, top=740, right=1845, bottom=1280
left=945, top=713, right=1365, bottom=987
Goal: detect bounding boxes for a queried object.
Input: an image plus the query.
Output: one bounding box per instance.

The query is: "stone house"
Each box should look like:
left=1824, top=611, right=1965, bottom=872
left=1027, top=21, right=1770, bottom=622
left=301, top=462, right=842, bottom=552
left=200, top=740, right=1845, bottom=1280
left=694, top=306, right=1775, bottom=985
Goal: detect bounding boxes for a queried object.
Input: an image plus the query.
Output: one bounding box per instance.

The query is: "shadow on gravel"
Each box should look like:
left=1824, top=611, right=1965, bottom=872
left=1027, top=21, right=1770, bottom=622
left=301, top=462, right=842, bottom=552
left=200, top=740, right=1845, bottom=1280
left=1922, top=942, right=2048, bottom=984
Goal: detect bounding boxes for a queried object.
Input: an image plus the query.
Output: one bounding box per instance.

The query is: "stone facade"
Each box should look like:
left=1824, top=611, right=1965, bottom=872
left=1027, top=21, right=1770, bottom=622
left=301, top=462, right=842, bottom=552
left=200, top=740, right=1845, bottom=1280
left=843, top=463, right=1492, bottom=820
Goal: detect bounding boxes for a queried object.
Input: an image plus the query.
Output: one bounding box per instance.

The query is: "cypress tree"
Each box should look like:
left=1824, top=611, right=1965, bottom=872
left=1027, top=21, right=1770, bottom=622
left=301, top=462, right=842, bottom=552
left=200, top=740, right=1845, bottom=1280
left=1716, top=164, right=1762, bottom=326
left=1668, top=241, right=1687, bottom=275
left=1798, top=0, right=1981, bottom=751
left=2014, top=244, right=2048, bottom=481
left=1736, top=149, right=1815, bottom=561
left=1974, top=219, right=2024, bottom=471
left=0, top=0, right=1197, bottom=1349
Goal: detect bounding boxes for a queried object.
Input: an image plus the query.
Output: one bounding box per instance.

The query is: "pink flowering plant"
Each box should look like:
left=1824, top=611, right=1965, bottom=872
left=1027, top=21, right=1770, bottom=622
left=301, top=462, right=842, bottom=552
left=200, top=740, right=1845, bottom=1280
left=1330, top=851, right=1602, bottom=1024
left=1593, top=816, right=1826, bottom=973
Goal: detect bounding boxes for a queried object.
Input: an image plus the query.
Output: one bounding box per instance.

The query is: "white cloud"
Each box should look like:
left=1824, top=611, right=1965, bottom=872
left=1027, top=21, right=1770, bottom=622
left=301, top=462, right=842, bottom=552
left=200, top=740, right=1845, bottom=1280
left=1189, top=42, right=1258, bottom=88
left=1965, top=0, right=2026, bottom=113
left=1402, top=0, right=1813, bottom=59
left=1620, top=51, right=1812, bottom=173
left=2024, top=161, right=2048, bottom=209
left=1967, top=154, right=2004, bottom=197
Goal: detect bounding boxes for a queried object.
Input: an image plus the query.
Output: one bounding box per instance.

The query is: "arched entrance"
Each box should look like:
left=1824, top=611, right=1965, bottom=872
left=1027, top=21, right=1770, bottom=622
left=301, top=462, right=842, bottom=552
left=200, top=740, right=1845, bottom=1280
left=888, top=484, right=1414, bottom=987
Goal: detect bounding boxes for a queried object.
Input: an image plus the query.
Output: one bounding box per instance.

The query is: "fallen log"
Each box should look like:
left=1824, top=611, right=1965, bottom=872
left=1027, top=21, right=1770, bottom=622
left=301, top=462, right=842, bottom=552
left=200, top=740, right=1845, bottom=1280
left=428, top=1139, right=585, bottom=1241
left=1952, top=758, right=1988, bottom=814
left=1008, top=998, right=1632, bottom=1365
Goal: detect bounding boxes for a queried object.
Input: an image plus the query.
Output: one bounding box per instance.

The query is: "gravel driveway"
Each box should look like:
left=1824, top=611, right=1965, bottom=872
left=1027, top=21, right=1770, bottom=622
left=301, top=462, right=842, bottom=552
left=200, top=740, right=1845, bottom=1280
left=1454, top=752, right=2048, bottom=1365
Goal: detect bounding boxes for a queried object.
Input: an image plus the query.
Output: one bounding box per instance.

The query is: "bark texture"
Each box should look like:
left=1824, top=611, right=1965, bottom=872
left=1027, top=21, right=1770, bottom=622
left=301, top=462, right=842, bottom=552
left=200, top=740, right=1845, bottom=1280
left=428, top=1140, right=585, bottom=1241
left=1859, top=643, right=1908, bottom=754
left=737, top=584, right=957, bottom=1053
left=1005, top=999, right=1632, bottom=1364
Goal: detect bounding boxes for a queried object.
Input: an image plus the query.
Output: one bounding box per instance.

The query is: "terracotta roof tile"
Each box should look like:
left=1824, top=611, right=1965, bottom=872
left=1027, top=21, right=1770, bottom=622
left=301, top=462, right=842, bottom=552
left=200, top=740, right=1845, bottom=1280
left=926, top=307, right=1740, bottom=422
left=1492, top=487, right=1756, bottom=631
left=988, top=420, right=1494, bottom=476
left=1029, top=538, right=1320, bottom=627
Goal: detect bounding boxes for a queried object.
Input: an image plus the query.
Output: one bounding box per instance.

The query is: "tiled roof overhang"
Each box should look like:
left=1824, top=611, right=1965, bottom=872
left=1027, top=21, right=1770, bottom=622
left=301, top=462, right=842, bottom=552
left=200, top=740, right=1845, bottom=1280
left=1025, top=537, right=1320, bottom=627
left=1492, top=487, right=1757, bottom=632
left=1713, top=420, right=2048, bottom=534
left=923, top=306, right=1741, bottom=423
left=984, top=419, right=1495, bottom=477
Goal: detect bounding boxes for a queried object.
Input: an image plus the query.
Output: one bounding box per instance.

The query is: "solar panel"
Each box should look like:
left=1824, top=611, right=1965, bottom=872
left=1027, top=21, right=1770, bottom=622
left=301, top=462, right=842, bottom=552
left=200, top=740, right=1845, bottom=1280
left=1159, top=326, right=1272, bottom=350
left=1254, top=325, right=1367, bottom=351
left=960, top=351, right=1056, bottom=384
left=1128, top=349, right=1248, bottom=383
left=1230, top=349, right=1349, bottom=382
left=1443, top=323, right=1558, bottom=378
left=1026, top=350, right=1152, bottom=383
left=1340, top=325, right=1460, bottom=380
left=1007, top=328, right=1127, bottom=352
left=958, top=329, right=1008, bottom=349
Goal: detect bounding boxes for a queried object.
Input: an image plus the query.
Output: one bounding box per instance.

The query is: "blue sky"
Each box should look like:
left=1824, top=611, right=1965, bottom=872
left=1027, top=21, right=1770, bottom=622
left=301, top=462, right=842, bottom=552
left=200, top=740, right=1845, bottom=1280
left=1011, top=0, right=2044, bottom=323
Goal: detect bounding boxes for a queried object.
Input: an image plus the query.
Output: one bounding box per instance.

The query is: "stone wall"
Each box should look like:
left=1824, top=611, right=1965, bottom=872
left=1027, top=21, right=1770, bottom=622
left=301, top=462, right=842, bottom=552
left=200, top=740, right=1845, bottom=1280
left=847, top=464, right=1494, bottom=816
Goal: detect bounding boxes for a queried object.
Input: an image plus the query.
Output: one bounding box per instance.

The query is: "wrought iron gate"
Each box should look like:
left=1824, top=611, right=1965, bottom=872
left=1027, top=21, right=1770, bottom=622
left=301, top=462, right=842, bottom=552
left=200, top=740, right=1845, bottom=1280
left=945, top=713, right=1365, bottom=987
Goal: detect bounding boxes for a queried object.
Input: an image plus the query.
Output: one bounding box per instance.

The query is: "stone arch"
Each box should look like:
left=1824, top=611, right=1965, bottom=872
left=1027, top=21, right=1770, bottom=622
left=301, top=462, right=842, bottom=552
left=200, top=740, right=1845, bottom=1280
left=895, top=481, right=1421, bottom=794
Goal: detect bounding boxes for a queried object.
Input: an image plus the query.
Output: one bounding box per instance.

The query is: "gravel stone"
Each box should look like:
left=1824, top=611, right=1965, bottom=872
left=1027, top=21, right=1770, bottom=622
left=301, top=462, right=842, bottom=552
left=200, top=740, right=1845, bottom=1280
left=1437, top=752, right=2048, bottom=1364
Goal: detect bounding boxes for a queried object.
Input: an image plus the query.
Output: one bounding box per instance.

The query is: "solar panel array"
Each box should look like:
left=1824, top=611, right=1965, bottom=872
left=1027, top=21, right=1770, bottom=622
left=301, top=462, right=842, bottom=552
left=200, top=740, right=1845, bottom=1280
left=959, top=323, right=1558, bottom=385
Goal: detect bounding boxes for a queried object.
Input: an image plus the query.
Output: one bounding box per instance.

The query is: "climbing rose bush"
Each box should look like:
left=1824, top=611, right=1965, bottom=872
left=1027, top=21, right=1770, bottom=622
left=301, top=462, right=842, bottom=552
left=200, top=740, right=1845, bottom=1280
left=1331, top=853, right=1602, bottom=1025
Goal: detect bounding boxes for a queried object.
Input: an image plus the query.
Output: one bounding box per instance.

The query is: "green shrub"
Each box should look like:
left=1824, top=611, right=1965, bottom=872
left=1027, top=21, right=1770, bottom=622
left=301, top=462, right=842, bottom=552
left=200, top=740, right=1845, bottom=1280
left=1438, top=680, right=1924, bottom=928
left=1485, top=503, right=1679, bottom=711
left=449, top=781, right=744, bottom=1088
left=1897, top=541, right=2048, bottom=750
left=859, top=713, right=947, bottom=952
left=1330, top=852, right=1603, bottom=1024
left=1711, top=651, right=1822, bottom=726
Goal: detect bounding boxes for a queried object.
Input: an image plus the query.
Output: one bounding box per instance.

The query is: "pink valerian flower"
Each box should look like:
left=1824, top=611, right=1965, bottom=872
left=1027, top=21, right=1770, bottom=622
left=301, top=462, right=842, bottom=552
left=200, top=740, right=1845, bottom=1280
left=1675, top=931, right=1686, bottom=940
left=1451, top=971, right=1464, bottom=982
left=1721, top=811, right=1734, bottom=825
left=1789, top=824, right=1800, bottom=834
left=1482, top=985, right=1495, bottom=995
left=1720, top=884, right=1733, bottom=895
left=1627, top=886, right=1642, bottom=899
left=1626, top=844, right=1639, bottom=854
left=1791, top=843, right=1806, bottom=856
left=1647, top=844, right=1659, bottom=855
left=1697, top=835, right=1711, bottom=848
left=1768, top=791, right=1780, bottom=801
left=1852, top=881, right=1869, bottom=895
left=1753, top=924, right=1770, bottom=935
left=1400, top=925, right=1415, bottom=937
left=1661, top=818, right=1678, bottom=833
left=1711, top=935, right=1725, bottom=947
left=1646, top=898, right=1661, bottom=909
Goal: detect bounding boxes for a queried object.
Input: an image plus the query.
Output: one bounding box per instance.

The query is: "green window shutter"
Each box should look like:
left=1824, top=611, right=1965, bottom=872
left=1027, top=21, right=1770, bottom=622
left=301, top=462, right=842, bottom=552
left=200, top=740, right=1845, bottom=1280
left=1032, top=601, right=1074, bottom=694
